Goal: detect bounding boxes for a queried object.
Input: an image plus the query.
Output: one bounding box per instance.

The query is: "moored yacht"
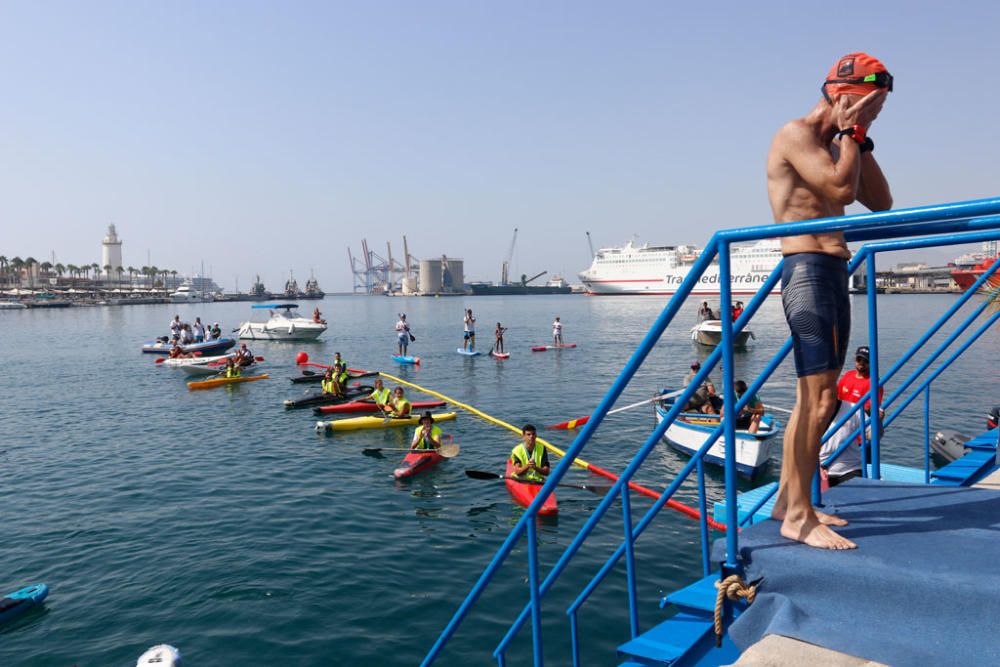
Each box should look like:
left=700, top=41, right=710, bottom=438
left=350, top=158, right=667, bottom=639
left=236, top=303, right=327, bottom=341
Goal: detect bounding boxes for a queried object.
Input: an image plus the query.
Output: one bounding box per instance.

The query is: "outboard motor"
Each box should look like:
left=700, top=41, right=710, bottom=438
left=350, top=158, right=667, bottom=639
left=931, top=429, right=971, bottom=463
left=988, top=406, right=1000, bottom=431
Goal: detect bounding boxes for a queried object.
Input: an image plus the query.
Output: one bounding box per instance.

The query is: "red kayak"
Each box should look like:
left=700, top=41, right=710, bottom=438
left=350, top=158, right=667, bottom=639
left=393, top=449, right=446, bottom=479
left=314, top=400, right=446, bottom=415
left=504, top=461, right=558, bottom=515
left=531, top=343, right=577, bottom=352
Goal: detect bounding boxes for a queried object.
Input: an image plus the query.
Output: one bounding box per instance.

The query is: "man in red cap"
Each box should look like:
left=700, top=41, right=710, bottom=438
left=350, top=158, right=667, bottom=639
left=766, top=53, right=894, bottom=550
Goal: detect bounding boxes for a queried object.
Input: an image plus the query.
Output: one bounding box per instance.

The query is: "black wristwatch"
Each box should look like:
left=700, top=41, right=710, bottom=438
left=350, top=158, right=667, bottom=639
left=859, top=136, right=875, bottom=153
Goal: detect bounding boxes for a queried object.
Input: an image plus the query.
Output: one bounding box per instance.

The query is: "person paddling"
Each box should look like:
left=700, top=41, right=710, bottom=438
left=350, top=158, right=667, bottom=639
left=495, top=322, right=507, bottom=354
left=236, top=343, right=254, bottom=366
left=332, top=352, right=348, bottom=373
left=395, top=314, right=412, bottom=356
left=463, top=309, right=476, bottom=351
left=510, top=424, right=549, bottom=483
left=321, top=368, right=343, bottom=398
left=224, top=358, right=241, bottom=378
left=369, top=378, right=391, bottom=411
left=388, top=387, right=412, bottom=418
left=410, top=412, right=443, bottom=451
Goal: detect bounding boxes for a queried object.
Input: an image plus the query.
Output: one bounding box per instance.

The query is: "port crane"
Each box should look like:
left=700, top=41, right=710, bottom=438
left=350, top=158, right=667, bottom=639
left=500, top=228, right=518, bottom=286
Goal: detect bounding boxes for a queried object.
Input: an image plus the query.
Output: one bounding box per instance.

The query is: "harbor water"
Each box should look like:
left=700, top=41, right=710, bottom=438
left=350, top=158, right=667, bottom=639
left=1, top=294, right=996, bottom=665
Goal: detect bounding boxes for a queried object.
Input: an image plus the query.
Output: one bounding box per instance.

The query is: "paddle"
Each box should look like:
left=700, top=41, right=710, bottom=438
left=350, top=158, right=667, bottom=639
left=547, top=389, right=683, bottom=429
left=464, top=469, right=612, bottom=495
left=363, top=443, right=460, bottom=457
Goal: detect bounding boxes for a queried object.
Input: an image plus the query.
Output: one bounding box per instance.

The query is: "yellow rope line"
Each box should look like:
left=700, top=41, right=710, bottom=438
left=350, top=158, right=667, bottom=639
left=378, top=371, right=589, bottom=471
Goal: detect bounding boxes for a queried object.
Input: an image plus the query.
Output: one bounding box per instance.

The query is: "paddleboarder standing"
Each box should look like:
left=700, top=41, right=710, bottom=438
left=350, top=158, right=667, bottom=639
left=767, top=52, right=893, bottom=550
left=463, top=309, right=476, bottom=352
left=395, top=314, right=411, bottom=356
left=494, top=322, right=507, bottom=354
left=552, top=316, right=563, bottom=346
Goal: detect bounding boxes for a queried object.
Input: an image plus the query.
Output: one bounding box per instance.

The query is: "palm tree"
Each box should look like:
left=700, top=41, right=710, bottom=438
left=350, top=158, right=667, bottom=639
left=66, top=264, right=77, bottom=282
left=116, top=265, right=124, bottom=285
left=103, top=264, right=112, bottom=283
left=10, top=257, right=23, bottom=288
left=127, top=266, right=137, bottom=285
left=91, top=263, right=100, bottom=282
left=149, top=266, right=160, bottom=288
left=0, top=256, right=7, bottom=288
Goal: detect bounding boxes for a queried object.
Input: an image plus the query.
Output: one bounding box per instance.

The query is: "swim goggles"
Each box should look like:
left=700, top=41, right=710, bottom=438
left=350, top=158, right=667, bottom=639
left=822, top=70, right=894, bottom=104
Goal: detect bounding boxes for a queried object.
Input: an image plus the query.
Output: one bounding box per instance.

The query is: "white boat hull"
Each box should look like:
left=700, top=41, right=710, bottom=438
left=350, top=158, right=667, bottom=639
left=690, top=321, right=754, bottom=347
left=655, top=405, right=778, bottom=477
left=237, top=320, right=326, bottom=341
left=160, top=354, right=234, bottom=368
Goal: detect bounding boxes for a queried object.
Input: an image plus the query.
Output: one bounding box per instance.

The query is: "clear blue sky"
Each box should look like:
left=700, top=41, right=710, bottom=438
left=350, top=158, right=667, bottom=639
left=2, top=1, right=997, bottom=291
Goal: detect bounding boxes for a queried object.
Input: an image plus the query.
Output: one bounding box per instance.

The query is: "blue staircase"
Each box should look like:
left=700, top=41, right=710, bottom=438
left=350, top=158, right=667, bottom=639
left=420, top=198, right=1000, bottom=666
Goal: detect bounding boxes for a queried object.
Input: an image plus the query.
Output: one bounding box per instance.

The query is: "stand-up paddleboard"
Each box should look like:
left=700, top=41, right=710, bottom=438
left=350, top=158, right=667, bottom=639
left=391, top=355, right=420, bottom=365
left=531, top=343, right=577, bottom=352
left=490, top=351, right=510, bottom=360
left=456, top=348, right=481, bottom=356
left=0, top=583, right=48, bottom=625
left=504, top=461, right=558, bottom=515
left=136, top=644, right=182, bottom=666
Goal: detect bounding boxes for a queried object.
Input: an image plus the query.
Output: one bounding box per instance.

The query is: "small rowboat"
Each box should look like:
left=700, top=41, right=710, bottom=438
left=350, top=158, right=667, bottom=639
left=391, top=355, right=420, bottom=365
left=313, top=400, right=446, bottom=415
left=187, top=374, right=269, bottom=391
left=315, top=412, right=457, bottom=433
left=0, top=583, right=49, bottom=625
left=654, top=396, right=779, bottom=477
left=531, top=343, right=577, bottom=352
left=504, top=461, right=558, bottom=515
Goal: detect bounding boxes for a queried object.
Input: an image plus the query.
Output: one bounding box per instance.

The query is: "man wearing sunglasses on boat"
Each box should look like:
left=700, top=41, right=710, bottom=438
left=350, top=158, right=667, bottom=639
left=766, top=53, right=894, bottom=550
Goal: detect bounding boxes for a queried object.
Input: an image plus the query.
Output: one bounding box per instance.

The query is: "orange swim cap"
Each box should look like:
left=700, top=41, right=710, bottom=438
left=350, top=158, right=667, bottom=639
left=822, top=52, right=892, bottom=102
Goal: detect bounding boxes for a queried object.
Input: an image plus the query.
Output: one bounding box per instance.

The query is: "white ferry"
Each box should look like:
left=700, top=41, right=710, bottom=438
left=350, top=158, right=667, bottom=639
left=578, top=238, right=783, bottom=295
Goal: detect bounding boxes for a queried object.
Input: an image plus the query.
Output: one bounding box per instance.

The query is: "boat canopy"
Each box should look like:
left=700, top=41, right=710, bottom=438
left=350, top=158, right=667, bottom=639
left=251, top=303, right=299, bottom=309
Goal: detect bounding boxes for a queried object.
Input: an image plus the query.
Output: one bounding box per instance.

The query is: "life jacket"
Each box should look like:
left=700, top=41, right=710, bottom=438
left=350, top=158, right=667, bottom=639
left=226, top=365, right=241, bottom=378
left=413, top=424, right=442, bottom=449
left=391, top=398, right=411, bottom=417
left=322, top=377, right=338, bottom=394
left=370, top=387, right=390, bottom=404
left=336, top=371, right=349, bottom=388
left=511, top=442, right=546, bottom=483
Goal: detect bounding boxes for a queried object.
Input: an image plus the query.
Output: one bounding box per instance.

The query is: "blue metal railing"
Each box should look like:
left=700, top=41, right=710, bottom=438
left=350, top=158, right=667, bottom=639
left=423, top=197, right=1000, bottom=666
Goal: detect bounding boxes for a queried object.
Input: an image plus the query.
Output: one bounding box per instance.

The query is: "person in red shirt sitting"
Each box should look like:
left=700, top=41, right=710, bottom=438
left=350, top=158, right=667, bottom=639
left=837, top=346, right=884, bottom=417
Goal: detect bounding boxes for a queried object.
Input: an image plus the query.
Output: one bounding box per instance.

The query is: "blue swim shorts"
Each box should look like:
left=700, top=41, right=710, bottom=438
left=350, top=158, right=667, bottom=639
left=781, top=252, right=850, bottom=378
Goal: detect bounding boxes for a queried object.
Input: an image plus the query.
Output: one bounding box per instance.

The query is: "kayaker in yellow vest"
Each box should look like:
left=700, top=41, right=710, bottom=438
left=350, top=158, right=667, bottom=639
left=332, top=352, right=347, bottom=373
left=388, top=386, right=412, bottom=418
left=510, top=424, right=549, bottom=483
left=321, top=368, right=342, bottom=397
left=369, top=378, right=391, bottom=410
left=410, top=412, right=443, bottom=450
left=224, top=358, right=241, bottom=378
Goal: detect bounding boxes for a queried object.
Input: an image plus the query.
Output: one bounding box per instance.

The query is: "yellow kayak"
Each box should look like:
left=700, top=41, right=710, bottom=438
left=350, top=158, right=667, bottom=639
left=315, top=412, right=457, bottom=432
left=188, top=374, right=269, bottom=391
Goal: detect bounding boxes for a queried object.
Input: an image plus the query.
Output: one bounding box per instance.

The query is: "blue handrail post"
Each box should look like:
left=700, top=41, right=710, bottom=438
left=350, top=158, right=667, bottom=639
left=859, top=417, right=868, bottom=478
left=622, top=488, right=639, bottom=638
left=924, top=386, right=931, bottom=484
left=697, top=458, right=711, bottom=577
left=569, top=612, right=580, bottom=667
left=865, top=253, right=882, bottom=479
left=527, top=519, right=543, bottom=666
left=718, top=242, right=740, bottom=571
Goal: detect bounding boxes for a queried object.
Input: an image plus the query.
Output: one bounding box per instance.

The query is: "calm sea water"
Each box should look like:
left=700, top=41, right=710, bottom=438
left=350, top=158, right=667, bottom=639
left=1, top=294, right=996, bottom=665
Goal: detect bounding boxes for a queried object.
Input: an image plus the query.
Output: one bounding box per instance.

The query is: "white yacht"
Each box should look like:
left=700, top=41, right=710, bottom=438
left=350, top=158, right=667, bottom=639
left=0, top=301, right=27, bottom=310
left=170, top=280, right=214, bottom=303
left=236, top=304, right=327, bottom=341
left=578, top=238, right=783, bottom=295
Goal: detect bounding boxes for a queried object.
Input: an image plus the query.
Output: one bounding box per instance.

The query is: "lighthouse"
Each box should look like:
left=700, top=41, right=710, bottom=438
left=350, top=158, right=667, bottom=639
left=102, top=224, right=123, bottom=279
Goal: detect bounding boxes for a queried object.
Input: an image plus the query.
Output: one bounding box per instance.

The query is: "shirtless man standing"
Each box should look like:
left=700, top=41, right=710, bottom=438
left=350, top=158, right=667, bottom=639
left=766, top=53, right=893, bottom=550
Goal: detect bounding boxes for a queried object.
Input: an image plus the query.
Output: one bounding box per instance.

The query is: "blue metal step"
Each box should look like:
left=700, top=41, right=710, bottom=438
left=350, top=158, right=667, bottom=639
left=616, top=612, right=715, bottom=666
left=659, top=574, right=717, bottom=615
left=932, top=450, right=996, bottom=484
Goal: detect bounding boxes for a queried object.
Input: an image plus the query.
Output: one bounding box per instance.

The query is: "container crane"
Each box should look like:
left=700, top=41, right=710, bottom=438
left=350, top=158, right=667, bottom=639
left=500, top=228, right=518, bottom=286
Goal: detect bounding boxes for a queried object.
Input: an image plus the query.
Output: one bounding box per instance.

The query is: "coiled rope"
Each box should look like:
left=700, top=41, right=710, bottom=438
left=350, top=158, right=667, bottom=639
left=714, top=574, right=758, bottom=647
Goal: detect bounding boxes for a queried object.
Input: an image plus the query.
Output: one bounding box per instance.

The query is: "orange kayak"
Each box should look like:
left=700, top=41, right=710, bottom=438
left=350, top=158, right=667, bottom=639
left=187, top=374, right=269, bottom=391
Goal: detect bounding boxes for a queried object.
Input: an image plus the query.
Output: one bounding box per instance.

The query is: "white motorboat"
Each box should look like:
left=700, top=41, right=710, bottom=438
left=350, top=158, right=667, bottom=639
left=0, top=301, right=27, bottom=310
left=170, top=281, right=214, bottom=303
left=236, top=304, right=327, bottom=341
left=690, top=320, right=754, bottom=347
left=654, top=399, right=779, bottom=478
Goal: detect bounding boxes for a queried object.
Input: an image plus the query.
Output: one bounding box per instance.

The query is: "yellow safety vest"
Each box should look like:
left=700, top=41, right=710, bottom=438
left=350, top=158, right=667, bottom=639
left=226, top=365, right=241, bottom=378
left=370, top=387, right=391, bottom=404
left=412, top=424, right=442, bottom=450
left=322, top=378, right=338, bottom=394
left=391, top=398, right=411, bottom=417
left=510, top=443, right=546, bottom=483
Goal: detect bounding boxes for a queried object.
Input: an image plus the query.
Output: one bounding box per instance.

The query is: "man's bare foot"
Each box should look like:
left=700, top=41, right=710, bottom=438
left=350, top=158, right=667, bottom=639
left=772, top=505, right=848, bottom=526
left=781, top=515, right=857, bottom=550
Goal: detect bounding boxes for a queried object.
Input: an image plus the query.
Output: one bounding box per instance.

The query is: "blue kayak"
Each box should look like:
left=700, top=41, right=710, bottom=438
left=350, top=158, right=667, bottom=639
left=391, top=354, right=420, bottom=365
left=456, top=348, right=481, bottom=356
left=0, top=583, right=49, bottom=625
left=142, top=337, right=237, bottom=355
